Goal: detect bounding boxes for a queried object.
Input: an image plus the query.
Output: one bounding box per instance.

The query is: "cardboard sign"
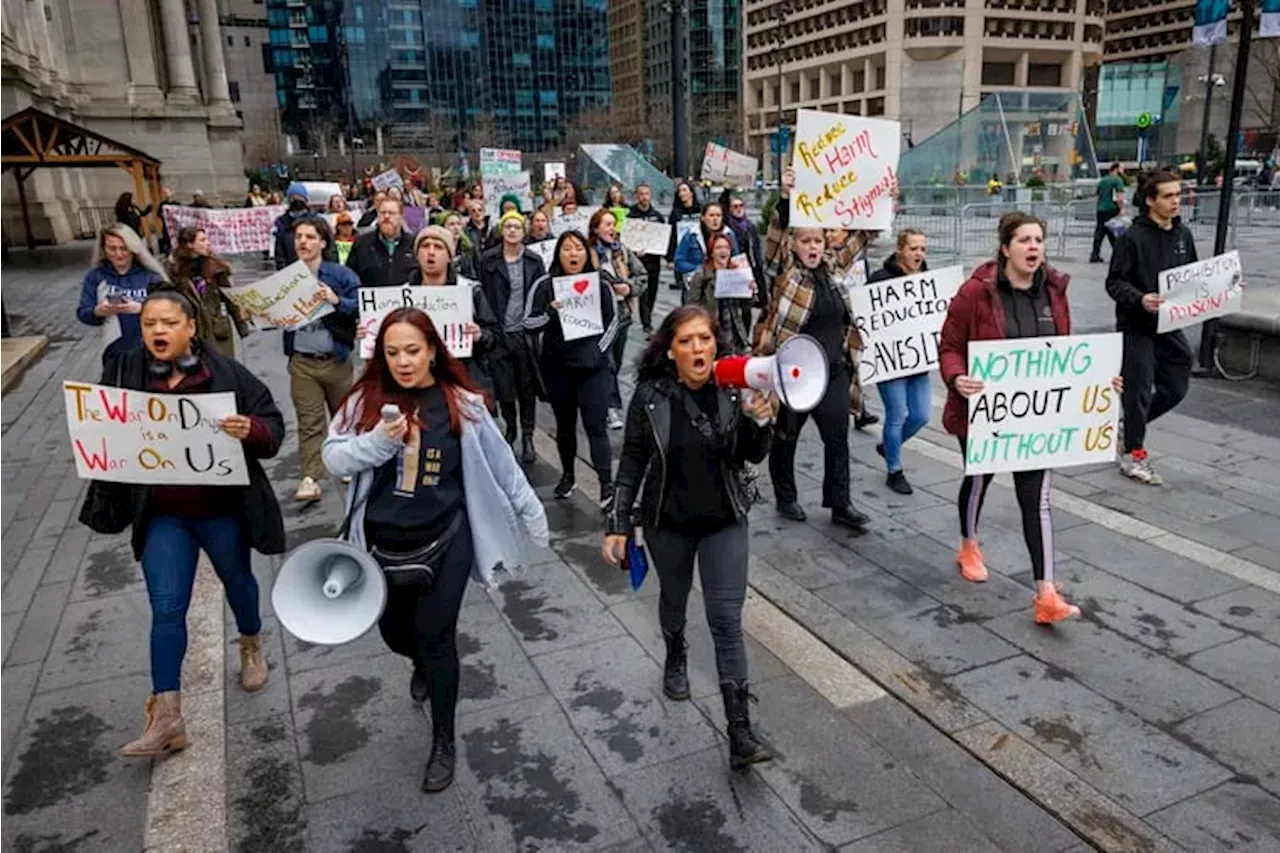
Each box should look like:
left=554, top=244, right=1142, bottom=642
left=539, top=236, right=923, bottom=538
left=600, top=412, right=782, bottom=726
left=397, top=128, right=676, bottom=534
left=544, top=162, right=566, bottom=183
left=163, top=205, right=286, bottom=255
left=1157, top=250, right=1243, bottom=333
left=552, top=272, right=603, bottom=341
left=372, top=168, right=403, bottom=191
left=528, top=240, right=557, bottom=272
left=64, top=383, right=248, bottom=485
left=964, top=333, right=1123, bottom=475
left=714, top=258, right=755, bottom=299
left=480, top=148, right=522, bottom=176
left=791, top=111, right=900, bottom=230
left=550, top=209, right=595, bottom=238
left=700, top=142, right=759, bottom=185
left=851, top=265, right=964, bottom=385
left=357, top=284, right=474, bottom=359
left=222, top=261, right=335, bottom=330
left=483, top=171, right=533, bottom=219
left=621, top=220, right=672, bottom=256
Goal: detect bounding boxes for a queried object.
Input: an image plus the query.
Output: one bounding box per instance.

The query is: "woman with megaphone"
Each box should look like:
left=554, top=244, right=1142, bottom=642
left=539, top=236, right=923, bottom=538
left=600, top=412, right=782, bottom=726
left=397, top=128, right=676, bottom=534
left=321, top=308, right=547, bottom=793
left=603, top=304, right=777, bottom=770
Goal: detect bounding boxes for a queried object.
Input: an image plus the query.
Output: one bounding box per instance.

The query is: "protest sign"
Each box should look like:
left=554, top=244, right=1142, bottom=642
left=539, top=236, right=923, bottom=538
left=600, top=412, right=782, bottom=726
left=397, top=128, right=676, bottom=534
left=372, top=168, right=403, bottom=191
left=162, top=205, right=285, bottom=255
left=851, top=265, right=963, bottom=385
left=357, top=284, right=474, bottom=359
left=700, top=142, right=759, bottom=185
left=675, top=219, right=698, bottom=249
left=964, top=333, right=1123, bottom=476
left=483, top=171, right=533, bottom=218
left=480, top=148, right=522, bottom=176
left=620, top=220, right=672, bottom=256
left=791, top=111, right=899, bottom=230
left=1157, top=250, right=1243, bottom=333
left=552, top=272, right=603, bottom=341
left=551, top=208, right=596, bottom=238
left=544, top=162, right=566, bottom=183
left=222, top=261, right=334, bottom=330
left=714, top=258, right=755, bottom=299
left=528, top=240, right=557, bottom=272
left=64, top=382, right=248, bottom=485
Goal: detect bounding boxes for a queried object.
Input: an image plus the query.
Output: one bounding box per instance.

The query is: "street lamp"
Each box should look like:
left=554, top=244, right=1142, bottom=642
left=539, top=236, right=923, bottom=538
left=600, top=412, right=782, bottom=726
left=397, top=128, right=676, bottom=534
left=773, top=1, right=788, bottom=182
left=1196, top=45, right=1227, bottom=185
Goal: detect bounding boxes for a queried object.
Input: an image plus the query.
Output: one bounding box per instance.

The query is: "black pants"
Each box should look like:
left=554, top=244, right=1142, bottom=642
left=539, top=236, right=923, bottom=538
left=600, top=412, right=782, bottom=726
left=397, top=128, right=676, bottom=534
left=639, top=255, right=662, bottom=331
left=544, top=360, right=613, bottom=484
left=956, top=439, right=1054, bottom=583
left=1120, top=329, right=1191, bottom=453
left=494, top=332, right=538, bottom=439
left=369, top=514, right=474, bottom=734
left=646, top=521, right=750, bottom=683
left=769, top=363, right=851, bottom=509
left=609, top=316, right=630, bottom=410
left=1091, top=210, right=1117, bottom=260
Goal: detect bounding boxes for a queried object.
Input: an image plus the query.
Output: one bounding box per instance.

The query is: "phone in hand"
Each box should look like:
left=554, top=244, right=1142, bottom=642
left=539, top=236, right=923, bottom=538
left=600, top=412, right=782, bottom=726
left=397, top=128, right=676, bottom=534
left=380, top=404, right=401, bottom=423
left=106, top=293, right=127, bottom=305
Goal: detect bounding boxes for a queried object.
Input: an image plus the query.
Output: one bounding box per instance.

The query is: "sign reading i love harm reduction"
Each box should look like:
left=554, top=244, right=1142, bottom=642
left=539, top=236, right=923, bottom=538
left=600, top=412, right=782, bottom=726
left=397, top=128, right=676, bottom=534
left=552, top=272, right=603, bottom=341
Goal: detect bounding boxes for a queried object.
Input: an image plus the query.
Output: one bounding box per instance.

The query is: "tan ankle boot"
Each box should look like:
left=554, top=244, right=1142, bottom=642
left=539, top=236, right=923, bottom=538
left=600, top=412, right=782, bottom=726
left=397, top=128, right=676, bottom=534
left=239, top=634, right=268, bottom=692
left=120, top=692, right=186, bottom=757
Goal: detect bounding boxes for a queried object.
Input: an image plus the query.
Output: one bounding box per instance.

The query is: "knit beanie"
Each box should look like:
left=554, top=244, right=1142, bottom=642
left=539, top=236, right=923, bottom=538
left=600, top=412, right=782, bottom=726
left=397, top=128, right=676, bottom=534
left=414, top=225, right=456, bottom=258
left=499, top=209, right=526, bottom=232
left=285, top=182, right=309, bottom=203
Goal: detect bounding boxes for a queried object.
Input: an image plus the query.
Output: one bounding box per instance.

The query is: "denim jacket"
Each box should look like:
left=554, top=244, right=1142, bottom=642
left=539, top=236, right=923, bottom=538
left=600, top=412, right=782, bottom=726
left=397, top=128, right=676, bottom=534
left=321, top=390, right=549, bottom=587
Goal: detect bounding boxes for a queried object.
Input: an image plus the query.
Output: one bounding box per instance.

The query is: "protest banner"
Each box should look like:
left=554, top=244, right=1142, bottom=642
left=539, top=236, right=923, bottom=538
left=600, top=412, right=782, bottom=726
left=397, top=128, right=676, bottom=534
left=551, top=208, right=596, bottom=238
left=1157, top=250, right=1243, bottom=333
left=964, top=333, right=1123, bottom=476
left=528, top=240, right=557, bottom=272
left=480, top=148, right=522, bottom=176
left=700, top=142, right=759, bottom=185
left=791, top=111, right=899, bottom=230
left=162, top=204, right=285, bottom=255
left=372, top=168, right=403, bottom=191
left=552, top=272, right=603, bottom=341
left=714, top=258, right=755, bottom=299
left=620, top=220, right=672, bottom=256
left=64, top=382, right=248, bottom=486
left=358, top=284, right=474, bottom=359
left=483, top=171, right=533, bottom=218
left=222, top=261, right=334, bottom=330
left=544, top=162, right=566, bottom=183
left=851, top=265, right=964, bottom=385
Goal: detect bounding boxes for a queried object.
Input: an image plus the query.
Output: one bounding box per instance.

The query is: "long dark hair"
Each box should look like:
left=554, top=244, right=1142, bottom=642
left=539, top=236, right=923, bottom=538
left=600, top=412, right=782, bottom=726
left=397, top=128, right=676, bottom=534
left=338, top=307, right=485, bottom=437
left=171, top=227, right=227, bottom=281
left=996, top=211, right=1046, bottom=269
left=547, top=231, right=596, bottom=276
left=114, top=192, right=134, bottom=220
left=635, top=304, right=727, bottom=382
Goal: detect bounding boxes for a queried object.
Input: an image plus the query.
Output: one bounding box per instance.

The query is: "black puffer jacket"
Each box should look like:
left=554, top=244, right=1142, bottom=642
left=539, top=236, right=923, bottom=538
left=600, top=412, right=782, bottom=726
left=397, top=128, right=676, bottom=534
left=607, top=378, right=771, bottom=536
left=1105, top=215, right=1198, bottom=335
left=345, top=228, right=418, bottom=288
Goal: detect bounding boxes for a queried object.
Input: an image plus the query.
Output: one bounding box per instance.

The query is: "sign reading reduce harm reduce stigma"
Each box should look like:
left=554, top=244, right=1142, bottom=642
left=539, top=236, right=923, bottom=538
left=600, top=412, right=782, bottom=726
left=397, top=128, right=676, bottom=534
left=553, top=272, right=603, bottom=342
left=851, top=265, right=963, bottom=385
left=222, top=261, right=334, bottom=331
left=1157, top=250, right=1243, bottom=333
left=64, top=383, right=248, bottom=485
left=357, top=285, right=474, bottom=360
left=791, top=110, right=899, bottom=231
left=964, top=333, right=1122, bottom=476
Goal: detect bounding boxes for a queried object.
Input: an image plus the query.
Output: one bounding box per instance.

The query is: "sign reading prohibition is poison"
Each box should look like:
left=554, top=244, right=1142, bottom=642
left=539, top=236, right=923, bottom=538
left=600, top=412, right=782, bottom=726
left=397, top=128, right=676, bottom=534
left=964, top=333, right=1123, bottom=475
left=480, top=148, right=522, bottom=176
left=64, top=383, right=249, bottom=485
left=791, top=110, right=900, bottom=230
left=222, top=261, right=334, bottom=331
left=552, top=272, right=603, bottom=341
left=1157, top=250, right=1243, bottom=333
left=851, top=265, right=964, bottom=384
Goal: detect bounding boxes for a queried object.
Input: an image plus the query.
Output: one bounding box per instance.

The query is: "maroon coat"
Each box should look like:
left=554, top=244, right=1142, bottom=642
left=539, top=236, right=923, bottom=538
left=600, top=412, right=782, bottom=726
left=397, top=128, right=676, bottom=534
left=938, top=260, right=1071, bottom=438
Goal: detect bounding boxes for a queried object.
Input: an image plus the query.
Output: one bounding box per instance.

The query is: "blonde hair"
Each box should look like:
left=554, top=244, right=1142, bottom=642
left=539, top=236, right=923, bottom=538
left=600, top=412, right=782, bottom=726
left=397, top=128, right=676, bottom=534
left=96, top=222, right=168, bottom=282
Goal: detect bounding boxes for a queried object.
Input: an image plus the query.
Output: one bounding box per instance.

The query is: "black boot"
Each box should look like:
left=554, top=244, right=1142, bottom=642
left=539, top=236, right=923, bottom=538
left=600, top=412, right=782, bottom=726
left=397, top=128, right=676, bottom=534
left=501, top=403, right=517, bottom=445
left=521, top=433, right=536, bottom=465
left=721, top=680, right=772, bottom=770
left=422, top=721, right=456, bottom=793
left=422, top=663, right=459, bottom=793
left=662, top=631, right=690, bottom=701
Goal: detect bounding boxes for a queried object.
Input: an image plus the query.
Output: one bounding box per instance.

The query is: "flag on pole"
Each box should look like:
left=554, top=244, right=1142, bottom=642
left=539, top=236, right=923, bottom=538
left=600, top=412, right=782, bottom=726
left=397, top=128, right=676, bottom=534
left=1193, top=0, right=1229, bottom=46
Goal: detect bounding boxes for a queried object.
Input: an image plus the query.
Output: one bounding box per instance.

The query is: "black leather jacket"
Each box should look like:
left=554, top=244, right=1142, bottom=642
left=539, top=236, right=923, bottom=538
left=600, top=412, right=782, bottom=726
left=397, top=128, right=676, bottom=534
left=608, top=378, right=771, bottom=536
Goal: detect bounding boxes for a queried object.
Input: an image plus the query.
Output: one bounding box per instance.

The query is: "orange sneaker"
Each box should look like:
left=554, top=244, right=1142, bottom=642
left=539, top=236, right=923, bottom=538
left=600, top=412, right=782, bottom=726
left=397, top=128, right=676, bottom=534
left=956, top=540, right=988, bottom=583
left=1034, top=586, right=1081, bottom=624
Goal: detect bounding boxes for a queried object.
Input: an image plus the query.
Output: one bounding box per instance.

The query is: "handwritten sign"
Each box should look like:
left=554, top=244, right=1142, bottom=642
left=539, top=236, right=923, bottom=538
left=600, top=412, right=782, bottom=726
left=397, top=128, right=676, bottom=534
left=621, top=220, right=672, bottom=256
left=791, top=110, right=899, bottom=230
left=1157, top=250, right=1243, bottom=333
left=163, top=204, right=286, bottom=255
left=358, top=284, right=474, bottom=359
left=551, top=209, right=596, bottom=238
left=553, top=272, right=603, bottom=341
left=64, top=383, right=248, bottom=485
left=483, top=171, right=533, bottom=219
left=528, top=240, right=557, bottom=272
left=480, top=148, right=522, bottom=176
left=700, top=142, right=758, bottom=186
left=544, top=162, right=566, bottom=183
left=222, top=261, right=334, bottom=330
left=372, top=168, right=403, bottom=191
left=965, top=333, right=1123, bottom=475
left=851, top=265, right=963, bottom=384
left=714, top=258, right=755, bottom=299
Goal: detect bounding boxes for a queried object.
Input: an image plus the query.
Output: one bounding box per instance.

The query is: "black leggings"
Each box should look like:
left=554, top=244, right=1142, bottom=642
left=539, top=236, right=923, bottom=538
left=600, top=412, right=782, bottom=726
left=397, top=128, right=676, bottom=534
left=544, top=360, right=613, bottom=484
left=957, top=439, right=1054, bottom=583
left=368, top=514, right=474, bottom=732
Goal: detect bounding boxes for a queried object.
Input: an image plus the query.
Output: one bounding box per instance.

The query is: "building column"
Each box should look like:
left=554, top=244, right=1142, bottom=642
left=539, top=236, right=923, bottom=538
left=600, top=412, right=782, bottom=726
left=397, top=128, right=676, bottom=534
left=196, top=0, right=233, bottom=108
left=159, top=0, right=200, bottom=103
left=119, top=0, right=164, bottom=107
left=1016, top=52, right=1030, bottom=87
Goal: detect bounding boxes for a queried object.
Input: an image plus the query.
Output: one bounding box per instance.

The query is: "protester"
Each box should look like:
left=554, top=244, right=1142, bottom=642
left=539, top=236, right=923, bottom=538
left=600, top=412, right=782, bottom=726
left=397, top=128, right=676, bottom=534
left=113, top=192, right=152, bottom=238
left=190, top=190, right=212, bottom=209
left=358, top=190, right=386, bottom=228
left=479, top=211, right=546, bottom=463
left=326, top=194, right=347, bottom=214
left=272, top=183, right=312, bottom=269
left=604, top=184, right=628, bottom=228
left=868, top=229, right=932, bottom=494
left=628, top=183, right=667, bottom=336
left=464, top=200, right=492, bottom=255
left=245, top=184, right=269, bottom=207
left=523, top=231, right=618, bottom=508
left=687, top=232, right=753, bottom=355
left=1105, top=170, right=1196, bottom=486
left=438, top=210, right=478, bottom=279
left=588, top=208, right=645, bottom=430
left=719, top=189, right=766, bottom=300
left=940, top=212, right=1121, bottom=623
left=1091, top=162, right=1127, bottom=263
left=756, top=167, right=871, bottom=530
left=345, top=196, right=417, bottom=288
left=482, top=193, right=524, bottom=247
left=157, top=186, right=176, bottom=256
left=323, top=307, right=547, bottom=792
left=165, top=226, right=250, bottom=359
left=667, top=181, right=701, bottom=294
left=674, top=202, right=736, bottom=296
left=77, top=223, right=168, bottom=362
left=540, top=181, right=586, bottom=235
left=286, top=217, right=360, bottom=503
left=603, top=304, right=775, bottom=769
left=525, top=209, right=553, bottom=245
left=91, top=290, right=284, bottom=757
left=333, top=212, right=356, bottom=264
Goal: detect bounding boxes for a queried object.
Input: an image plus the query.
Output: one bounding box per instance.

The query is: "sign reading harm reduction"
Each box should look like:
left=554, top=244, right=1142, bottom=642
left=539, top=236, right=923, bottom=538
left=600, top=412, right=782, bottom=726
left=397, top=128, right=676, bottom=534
left=964, top=333, right=1122, bottom=475
left=851, top=265, right=963, bottom=385
left=791, top=110, right=900, bottom=230
left=64, top=382, right=249, bottom=485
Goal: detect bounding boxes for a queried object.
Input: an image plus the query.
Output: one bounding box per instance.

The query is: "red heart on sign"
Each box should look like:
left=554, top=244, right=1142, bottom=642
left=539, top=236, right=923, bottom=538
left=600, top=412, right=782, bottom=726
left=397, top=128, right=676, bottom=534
left=573, top=278, right=590, bottom=295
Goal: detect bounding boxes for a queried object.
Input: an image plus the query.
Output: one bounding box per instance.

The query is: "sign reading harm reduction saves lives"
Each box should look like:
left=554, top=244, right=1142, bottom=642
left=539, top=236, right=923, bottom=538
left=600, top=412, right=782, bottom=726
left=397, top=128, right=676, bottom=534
left=64, top=383, right=249, bottom=485
left=851, top=265, right=963, bottom=385
left=964, top=333, right=1122, bottom=476
left=791, top=111, right=899, bottom=230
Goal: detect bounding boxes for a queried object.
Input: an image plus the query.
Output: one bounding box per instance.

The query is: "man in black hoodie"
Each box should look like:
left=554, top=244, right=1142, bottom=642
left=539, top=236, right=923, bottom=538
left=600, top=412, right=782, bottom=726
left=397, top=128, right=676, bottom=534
left=1105, top=170, right=1195, bottom=487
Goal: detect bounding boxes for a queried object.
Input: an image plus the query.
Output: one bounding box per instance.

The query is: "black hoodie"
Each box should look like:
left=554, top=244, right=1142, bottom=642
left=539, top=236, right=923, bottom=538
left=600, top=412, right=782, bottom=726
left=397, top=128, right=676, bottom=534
left=868, top=253, right=927, bottom=283
left=1105, top=214, right=1198, bottom=335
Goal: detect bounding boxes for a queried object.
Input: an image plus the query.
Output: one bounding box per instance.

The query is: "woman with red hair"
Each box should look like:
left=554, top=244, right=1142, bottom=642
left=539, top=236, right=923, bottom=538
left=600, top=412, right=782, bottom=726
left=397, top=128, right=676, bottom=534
left=322, top=307, right=548, bottom=794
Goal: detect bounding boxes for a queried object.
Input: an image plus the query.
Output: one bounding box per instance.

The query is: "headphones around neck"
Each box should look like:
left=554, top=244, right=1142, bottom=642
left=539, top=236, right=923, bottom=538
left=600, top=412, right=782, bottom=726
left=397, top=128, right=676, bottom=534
left=148, top=352, right=201, bottom=378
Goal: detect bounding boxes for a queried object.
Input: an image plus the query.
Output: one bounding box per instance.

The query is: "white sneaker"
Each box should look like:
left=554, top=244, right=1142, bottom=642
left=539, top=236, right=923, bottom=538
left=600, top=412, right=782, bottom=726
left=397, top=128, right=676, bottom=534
left=295, top=476, right=322, bottom=502
left=607, top=409, right=624, bottom=430
left=1119, top=453, right=1163, bottom=486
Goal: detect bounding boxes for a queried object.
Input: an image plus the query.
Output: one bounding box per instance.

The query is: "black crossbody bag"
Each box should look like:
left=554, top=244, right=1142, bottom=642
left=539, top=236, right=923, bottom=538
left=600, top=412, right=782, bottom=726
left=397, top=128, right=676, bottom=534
left=338, top=481, right=465, bottom=591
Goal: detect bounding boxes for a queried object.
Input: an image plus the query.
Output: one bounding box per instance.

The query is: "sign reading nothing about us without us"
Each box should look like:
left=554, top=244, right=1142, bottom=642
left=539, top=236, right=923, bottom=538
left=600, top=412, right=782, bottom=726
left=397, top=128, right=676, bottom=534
left=851, top=265, right=963, bottom=385
left=791, top=111, right=900, bottom=231
left=64, top=383, right=249, bottom=485
left=964, top=333, right=1122, bottom=476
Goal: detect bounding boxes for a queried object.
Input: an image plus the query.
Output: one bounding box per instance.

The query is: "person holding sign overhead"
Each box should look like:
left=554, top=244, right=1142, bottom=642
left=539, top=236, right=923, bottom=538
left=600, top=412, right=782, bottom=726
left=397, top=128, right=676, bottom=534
left=523, top=231, right=619, bottom=509
left=82, top=290, right=286, bottom=757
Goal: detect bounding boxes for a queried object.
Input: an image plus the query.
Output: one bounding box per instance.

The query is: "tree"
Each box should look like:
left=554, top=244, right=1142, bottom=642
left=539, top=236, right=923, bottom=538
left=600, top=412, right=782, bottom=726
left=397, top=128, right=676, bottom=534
left=1244, top=39, right=1280, bottom=147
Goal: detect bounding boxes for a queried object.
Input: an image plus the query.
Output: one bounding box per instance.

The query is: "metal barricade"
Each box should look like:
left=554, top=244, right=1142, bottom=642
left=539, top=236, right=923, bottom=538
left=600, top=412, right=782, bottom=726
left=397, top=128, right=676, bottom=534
left=889, top=205, right=960, bottom=258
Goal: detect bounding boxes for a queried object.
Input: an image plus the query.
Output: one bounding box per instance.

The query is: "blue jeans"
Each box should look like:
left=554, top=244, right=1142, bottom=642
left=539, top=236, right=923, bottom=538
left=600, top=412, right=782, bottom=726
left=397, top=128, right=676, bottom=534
left=141, top=515, right=261, bottom=693
left=876, top=372, right=932, bottom=473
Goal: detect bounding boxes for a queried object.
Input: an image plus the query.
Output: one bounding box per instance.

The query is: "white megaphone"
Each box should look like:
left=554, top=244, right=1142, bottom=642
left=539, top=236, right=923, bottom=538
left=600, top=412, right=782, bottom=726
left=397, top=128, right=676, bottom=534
left=713, top=333, right=829, bottom=413
left=272, top=538, right=387, bottom=646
